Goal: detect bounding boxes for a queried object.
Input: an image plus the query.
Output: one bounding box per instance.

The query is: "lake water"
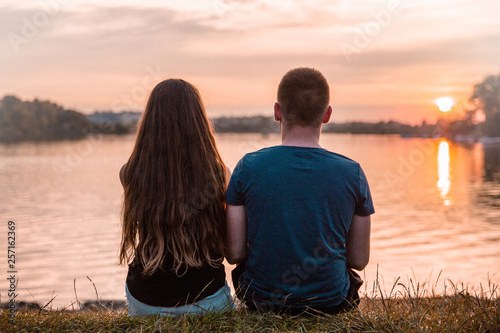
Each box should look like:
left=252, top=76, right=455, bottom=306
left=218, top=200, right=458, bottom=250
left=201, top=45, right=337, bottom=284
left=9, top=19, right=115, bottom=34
left=1, top=133, right=499, bottom=308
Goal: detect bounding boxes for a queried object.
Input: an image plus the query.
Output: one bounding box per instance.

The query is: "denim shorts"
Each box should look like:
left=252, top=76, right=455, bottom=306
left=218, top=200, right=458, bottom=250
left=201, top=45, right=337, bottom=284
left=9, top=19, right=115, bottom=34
left=125, top=282, right=235, bottom=316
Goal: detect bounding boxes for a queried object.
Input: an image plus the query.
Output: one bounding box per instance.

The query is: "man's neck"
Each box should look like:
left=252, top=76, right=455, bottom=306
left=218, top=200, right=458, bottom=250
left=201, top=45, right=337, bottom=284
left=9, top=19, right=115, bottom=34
left=280, top=124, right=322, bottom=148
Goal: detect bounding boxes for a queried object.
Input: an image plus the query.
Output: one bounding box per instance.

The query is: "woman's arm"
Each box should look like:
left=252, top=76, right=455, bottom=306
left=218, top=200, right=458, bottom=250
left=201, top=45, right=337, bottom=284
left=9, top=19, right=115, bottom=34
left=225, top=167, right=232, bottom=186
left=225, top=204, right=248, bottom=264
left=346, top=214, right=371, bottom=271
left=119, top=163, right=127, bottom=187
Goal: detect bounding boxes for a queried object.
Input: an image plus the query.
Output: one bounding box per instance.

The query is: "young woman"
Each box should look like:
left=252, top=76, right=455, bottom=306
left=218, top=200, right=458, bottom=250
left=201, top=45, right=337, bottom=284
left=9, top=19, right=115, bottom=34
left=119, top=79, right=233, bottom=316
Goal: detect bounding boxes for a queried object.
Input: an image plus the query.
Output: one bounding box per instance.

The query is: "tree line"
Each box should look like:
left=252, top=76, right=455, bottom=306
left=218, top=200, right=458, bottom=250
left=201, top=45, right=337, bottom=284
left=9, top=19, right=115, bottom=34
left=470, top=74, right=500, bottom=137
left=0, top=95, right=91, bottom=142
left=1, top=74, right=499, bottom=142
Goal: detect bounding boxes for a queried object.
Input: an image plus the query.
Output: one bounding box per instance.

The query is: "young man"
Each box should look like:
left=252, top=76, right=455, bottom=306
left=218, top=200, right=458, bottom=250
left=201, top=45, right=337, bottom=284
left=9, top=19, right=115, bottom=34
left=225, top=67, right=374, bottom=315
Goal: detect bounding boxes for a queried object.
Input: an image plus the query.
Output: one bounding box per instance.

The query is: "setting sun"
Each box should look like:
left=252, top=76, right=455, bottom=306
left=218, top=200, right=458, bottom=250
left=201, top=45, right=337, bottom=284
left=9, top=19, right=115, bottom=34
left=436, top=97, right=454, bottom=112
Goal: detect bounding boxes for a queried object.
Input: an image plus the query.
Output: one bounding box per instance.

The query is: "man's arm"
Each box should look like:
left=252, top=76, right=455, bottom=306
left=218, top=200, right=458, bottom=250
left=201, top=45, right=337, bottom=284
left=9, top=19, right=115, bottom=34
left=225, top=204, right=248, bottom=264
left=346, top=214, right=371, bottom=271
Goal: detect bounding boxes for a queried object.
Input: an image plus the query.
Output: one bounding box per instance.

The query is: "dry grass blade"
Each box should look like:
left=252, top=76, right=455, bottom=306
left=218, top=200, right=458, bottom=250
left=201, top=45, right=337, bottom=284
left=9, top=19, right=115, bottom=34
left=0, top=274, right=498, bottom=332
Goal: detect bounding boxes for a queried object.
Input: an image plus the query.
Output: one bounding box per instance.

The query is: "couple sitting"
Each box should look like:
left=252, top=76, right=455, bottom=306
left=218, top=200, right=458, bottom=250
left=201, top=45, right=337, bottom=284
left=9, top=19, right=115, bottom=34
left=119, top=67, right=374, bottom=316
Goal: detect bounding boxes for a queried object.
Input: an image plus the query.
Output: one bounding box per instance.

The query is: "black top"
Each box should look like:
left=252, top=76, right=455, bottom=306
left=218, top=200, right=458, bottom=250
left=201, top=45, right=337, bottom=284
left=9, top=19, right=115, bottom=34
left=126, top=255, right=226, bottom=307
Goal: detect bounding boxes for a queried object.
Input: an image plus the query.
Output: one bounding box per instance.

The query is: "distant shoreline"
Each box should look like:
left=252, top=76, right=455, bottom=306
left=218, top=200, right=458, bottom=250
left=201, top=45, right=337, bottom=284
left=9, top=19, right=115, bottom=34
left=0, top=300, right=126, bottom=312
left=0, top=95, right=492, bottom=142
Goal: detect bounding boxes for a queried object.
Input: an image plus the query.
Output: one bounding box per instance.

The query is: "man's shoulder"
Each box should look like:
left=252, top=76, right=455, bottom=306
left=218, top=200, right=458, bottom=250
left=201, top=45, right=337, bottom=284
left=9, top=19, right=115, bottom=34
left=241, top=146, right=360, bottom=167
left=240, top=146, right=281, bottom=161
left=319, top=149, right=360, bottom=166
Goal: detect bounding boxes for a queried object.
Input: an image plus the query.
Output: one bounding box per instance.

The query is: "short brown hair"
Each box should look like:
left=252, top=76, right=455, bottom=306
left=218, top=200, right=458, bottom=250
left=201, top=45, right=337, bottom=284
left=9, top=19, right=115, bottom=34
left=277, top=67, right=330, bottom=126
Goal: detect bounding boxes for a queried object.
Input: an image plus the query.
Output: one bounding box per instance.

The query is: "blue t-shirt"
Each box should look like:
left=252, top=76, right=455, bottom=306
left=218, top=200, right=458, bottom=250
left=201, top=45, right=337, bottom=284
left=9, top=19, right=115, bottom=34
left=226, top=145, right=374, bottom=309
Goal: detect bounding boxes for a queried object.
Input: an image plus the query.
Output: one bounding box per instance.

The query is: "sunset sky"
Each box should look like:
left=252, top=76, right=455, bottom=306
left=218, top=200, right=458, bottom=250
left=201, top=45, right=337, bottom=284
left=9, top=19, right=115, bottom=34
left=1, top=0, right=499, bottom=123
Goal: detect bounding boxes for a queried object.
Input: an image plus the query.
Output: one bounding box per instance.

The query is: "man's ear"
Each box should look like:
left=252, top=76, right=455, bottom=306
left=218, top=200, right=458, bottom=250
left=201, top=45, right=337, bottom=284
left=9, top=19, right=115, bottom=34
left=274, top=103, right=282, bottom=122
left=322, top=106, right=332, bottom=124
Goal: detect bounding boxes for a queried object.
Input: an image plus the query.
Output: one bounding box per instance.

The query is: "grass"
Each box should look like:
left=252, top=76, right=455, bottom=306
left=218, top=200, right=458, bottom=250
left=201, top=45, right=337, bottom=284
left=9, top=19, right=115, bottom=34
left=1, top=275, right=499, bottom=332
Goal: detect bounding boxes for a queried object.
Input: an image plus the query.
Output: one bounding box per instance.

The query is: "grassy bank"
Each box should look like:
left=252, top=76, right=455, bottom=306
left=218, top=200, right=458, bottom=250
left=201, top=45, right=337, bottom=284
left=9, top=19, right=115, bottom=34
left=1, top=279, right=499, bottom=332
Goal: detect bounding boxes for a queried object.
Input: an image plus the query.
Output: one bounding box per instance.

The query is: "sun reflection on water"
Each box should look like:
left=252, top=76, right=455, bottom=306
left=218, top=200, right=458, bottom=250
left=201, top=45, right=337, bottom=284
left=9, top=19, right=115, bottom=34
left=437, top=140, right=452, bottom=205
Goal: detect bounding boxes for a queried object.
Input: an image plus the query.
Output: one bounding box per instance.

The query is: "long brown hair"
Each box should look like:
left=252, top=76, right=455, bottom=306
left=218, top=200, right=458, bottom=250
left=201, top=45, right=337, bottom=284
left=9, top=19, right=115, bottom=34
left=119, top=79, right=227, bottom=275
